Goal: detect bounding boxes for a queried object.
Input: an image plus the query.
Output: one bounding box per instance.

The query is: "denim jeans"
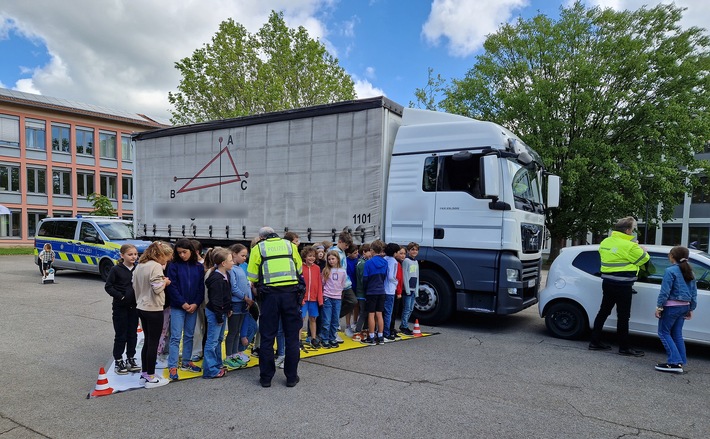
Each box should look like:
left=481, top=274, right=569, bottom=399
left=657, top=304, right=690, bottom=365
left=238, top=314, right=257, bottom=354
left=400, top=294, right=415, bottom=329
left=168, top=307, right=198, bottom=368
left=320, top=297, right=342, bottom=343
left=203, top=308, right=226, bottom=378
left=383, top=294, right=395, bottom=337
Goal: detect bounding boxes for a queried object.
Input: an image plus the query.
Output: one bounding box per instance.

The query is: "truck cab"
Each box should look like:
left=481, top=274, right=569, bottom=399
left=385, top=108, right=560, bottom=324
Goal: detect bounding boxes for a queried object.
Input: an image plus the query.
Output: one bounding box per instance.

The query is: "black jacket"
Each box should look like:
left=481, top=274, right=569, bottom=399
left=205, top=270, right=231, bottom=324
left=105, top=263, right=136, bottom=307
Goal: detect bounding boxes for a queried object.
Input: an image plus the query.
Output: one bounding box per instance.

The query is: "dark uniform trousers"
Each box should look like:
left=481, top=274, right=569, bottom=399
left=258, top=285, right=302, bottom=383
left=591, top=280, right=634, bottom=350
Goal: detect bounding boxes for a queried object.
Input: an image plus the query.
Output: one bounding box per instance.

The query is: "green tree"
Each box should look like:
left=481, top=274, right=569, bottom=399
left=439, top=2, right=710, bottom=260
left=169, top=11, right=355, bottom=124
left=410, top=67, right=448, bottom=110
left=87, top=193, right=117, bottom=217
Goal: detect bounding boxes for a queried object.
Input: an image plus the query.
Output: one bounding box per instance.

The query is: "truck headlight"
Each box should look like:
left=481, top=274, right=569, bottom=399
left=506, top=268, right=519, bottom=282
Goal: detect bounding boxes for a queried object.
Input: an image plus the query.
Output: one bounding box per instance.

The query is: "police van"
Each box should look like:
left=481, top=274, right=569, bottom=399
left=34, top=216, right=151, bottom=280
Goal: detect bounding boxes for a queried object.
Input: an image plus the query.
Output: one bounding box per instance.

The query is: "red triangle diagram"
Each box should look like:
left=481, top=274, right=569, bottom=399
left=174, top=145, right=248, bottom=194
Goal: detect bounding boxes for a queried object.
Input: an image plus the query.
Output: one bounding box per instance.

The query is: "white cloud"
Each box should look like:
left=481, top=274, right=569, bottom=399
left=422, top=0, right=529, bottom=57
left=585, top=0, right=710, bottom=32
left=0, top=0, right=332, bottom=119
left=353, top=77, right=384, bottom=99
left=364, top=66, right=376, bottom=79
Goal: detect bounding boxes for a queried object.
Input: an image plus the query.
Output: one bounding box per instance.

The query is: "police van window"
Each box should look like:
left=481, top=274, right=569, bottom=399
left=54, top=221, right=77, bottom=240
left=98, top=222, right=134, bottom=240
left=37, top=221, right=56, bottom=237
left=571, top=251, right=601, bottom=276
left=438, top=154, right=483, bottom=198
left=80, top=222, right=100, bottom=242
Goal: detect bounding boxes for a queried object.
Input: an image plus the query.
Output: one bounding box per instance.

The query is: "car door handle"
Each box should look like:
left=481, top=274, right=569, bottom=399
left=434, top=228, right=445, bottom=239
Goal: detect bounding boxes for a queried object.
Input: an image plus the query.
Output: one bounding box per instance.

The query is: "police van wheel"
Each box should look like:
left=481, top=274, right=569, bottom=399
left=99, top=259, right=114, bottom=282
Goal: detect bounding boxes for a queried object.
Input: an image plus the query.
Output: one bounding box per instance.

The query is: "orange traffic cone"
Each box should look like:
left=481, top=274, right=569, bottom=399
left=88, top=367, right=114, bottom=398
left=136, top=323, right=143, bottom=333
left=412, top=319, right=423, bottom=337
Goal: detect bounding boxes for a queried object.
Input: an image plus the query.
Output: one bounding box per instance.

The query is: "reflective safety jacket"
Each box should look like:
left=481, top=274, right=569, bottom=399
left=598, top=231, right=650, bottom=284
left=247, top=237, right=302, bottom=287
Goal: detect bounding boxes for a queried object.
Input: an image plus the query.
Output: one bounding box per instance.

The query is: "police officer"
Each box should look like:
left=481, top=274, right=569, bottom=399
left=247, top=226, right=303, bottom=387
left=589, top=216, right=650, bottom=356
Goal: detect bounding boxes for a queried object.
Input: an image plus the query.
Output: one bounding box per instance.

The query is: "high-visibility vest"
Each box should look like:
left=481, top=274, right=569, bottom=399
left=599, top=231, right=649, bottom=283
left=256, top=238, right=299, bottom=286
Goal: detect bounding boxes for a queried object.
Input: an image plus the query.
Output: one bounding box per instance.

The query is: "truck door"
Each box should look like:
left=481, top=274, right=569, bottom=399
left=433, top=153, right=503, bottom=249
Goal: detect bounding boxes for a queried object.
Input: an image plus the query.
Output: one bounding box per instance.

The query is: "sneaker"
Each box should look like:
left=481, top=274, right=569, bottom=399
left=251, top=347, right=260, bottom=358
left=114, top=359, right=129, bottom=375
left=286, top=376, right=300, bottom=387
left=383, top=335, right=396, bottom=343
left=352, top=333, right=362, bottom=342
left=279, top=360, right=285, bottom=369
left=223, top=357, right=242, bottom=370
left=144, top=375, right=170, bottom=389
left=391, top=332, right=402, bottom=340
left=204, top=369, right=227, bottom=379
left=180, top=362, right=202, bottom=373
left=190, top=354, right=203, bottom=362
left=126, top=357, right=141, bottom=372
left=334, top=335, right=344, bottom=344
left=655, top=363, right=683, bottom=373
left=321, top=340, right=332, bottom=349
left=275, top=355, right=285, bottom=367
left=169, top=368, right=179, bottom=381
left=618, top=348, right=645, bottom=357
left=236, top=352, right=250, bottom=363
left=361, top=337, right=376, bottom=346
left=310, top=338, right=321, bottom=348
left=344, top=327, right=354, bottom=337
left=399, top=327, right=414, bottom=336
left=377, top=337, right=385, bottom=345
left=588, top=342, right=611, bottom=351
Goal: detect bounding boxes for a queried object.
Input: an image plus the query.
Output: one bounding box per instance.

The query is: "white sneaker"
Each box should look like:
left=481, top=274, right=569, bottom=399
left=144, top=375, right=170, bottom=389
left=279, top=360, right=285, bottom=369
left=237, top=352, right=250, bottom=363
left=344, top=327, right=354, bottom=337
left=334, top=335, right=344, bottom=343
left=275, top=355, right=285, bottom=367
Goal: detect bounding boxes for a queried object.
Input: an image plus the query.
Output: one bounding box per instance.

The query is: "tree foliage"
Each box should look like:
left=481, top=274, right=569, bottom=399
left=168, top=11, right=356, bottom=124
left=437, top=1, right=710, bottom=258
left=87, top=193, right=117, bottom=217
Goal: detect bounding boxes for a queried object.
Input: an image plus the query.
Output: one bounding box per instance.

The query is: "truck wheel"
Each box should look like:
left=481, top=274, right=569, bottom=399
left=99, top=259, right=115, bottom=282
left=412, top=270, right=454, bottom=326
left=545, top=301, right=588, bottom=340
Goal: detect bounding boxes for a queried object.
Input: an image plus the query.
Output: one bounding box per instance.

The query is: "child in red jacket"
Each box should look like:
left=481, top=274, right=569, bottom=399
left=301, top=246, right=324, bottom=348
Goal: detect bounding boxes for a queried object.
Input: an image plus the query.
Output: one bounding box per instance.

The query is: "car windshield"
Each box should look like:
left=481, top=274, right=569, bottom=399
left=97, top=222, right=134, bottom=240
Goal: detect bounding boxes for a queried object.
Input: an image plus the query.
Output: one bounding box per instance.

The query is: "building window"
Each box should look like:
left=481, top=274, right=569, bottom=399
left=77, top=173, right=95, bottom=197
left=121, top=135, right=133, bottom=161
left=52, top=169, right=71, bottom=196
left=100, top=174, right=117, bottom=199
left=51, top=124, right=71, bottom=152
left=52, top=211, right=73, bottom=218
left=25, top=119, right=46, bottom=150
left=27, top=211, right=48, bottom=237
left=692, top=177, right=708, bottom=204
left=76, top=127, right=94, bottom=155
left=0, top=210, right=21, bottom=238
left=661, top=226, right=682, bottom=247
left=688, top=226, right=709, bottom=252
left=0, top=114, right=20, bottom=147
left=100, top=131, right=117, bottom=159
left=0, top=164, right=20, bottom=192
left=122, top=176, right=133, bottom=200
left=27, top=168, right=47, bottom=194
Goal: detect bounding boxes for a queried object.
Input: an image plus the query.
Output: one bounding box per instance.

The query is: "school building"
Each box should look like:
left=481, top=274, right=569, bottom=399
left=0, top=87, right=168, bottom=245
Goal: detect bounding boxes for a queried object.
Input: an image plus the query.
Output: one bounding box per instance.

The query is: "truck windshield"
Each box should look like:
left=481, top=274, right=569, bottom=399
left=507, top=159, right=543, bottom=213
left=97, top=222, right=134, bottom=240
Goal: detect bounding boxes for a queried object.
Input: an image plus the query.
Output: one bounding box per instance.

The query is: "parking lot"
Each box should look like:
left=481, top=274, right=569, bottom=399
left=1, top=254, right=708, bottom=439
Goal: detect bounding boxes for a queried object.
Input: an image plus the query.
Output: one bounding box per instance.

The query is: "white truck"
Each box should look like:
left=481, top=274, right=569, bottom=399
left=133, top=97, right=560, bottom=325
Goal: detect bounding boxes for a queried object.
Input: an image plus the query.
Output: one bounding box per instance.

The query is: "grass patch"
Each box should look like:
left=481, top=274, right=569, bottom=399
left=0, top=247, right=35, bottom=255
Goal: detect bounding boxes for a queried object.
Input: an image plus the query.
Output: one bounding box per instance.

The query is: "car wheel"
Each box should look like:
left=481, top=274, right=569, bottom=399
left=99, top=259, right=115, bottom=282
left=545, top=301, right=588, bottom=340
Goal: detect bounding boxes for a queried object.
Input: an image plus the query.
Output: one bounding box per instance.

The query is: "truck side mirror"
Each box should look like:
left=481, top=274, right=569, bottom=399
left=481, top=155, right=500, bottom=199
left=547, top=175, right=561, bottom=208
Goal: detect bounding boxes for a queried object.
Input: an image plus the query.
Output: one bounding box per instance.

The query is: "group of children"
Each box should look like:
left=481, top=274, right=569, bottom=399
left=104, top=231, right=421, bottom=389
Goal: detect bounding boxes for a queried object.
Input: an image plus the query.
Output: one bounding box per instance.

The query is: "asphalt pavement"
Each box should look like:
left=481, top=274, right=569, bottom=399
left=0, top=255, right=708, bottom=438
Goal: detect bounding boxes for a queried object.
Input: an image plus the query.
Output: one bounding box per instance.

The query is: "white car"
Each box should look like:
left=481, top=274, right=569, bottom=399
left=539, top=245, right=710, bottom=345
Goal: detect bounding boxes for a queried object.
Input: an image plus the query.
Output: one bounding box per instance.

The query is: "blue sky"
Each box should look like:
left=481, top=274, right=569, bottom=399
left=0, top=0, right=707, bottom=122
